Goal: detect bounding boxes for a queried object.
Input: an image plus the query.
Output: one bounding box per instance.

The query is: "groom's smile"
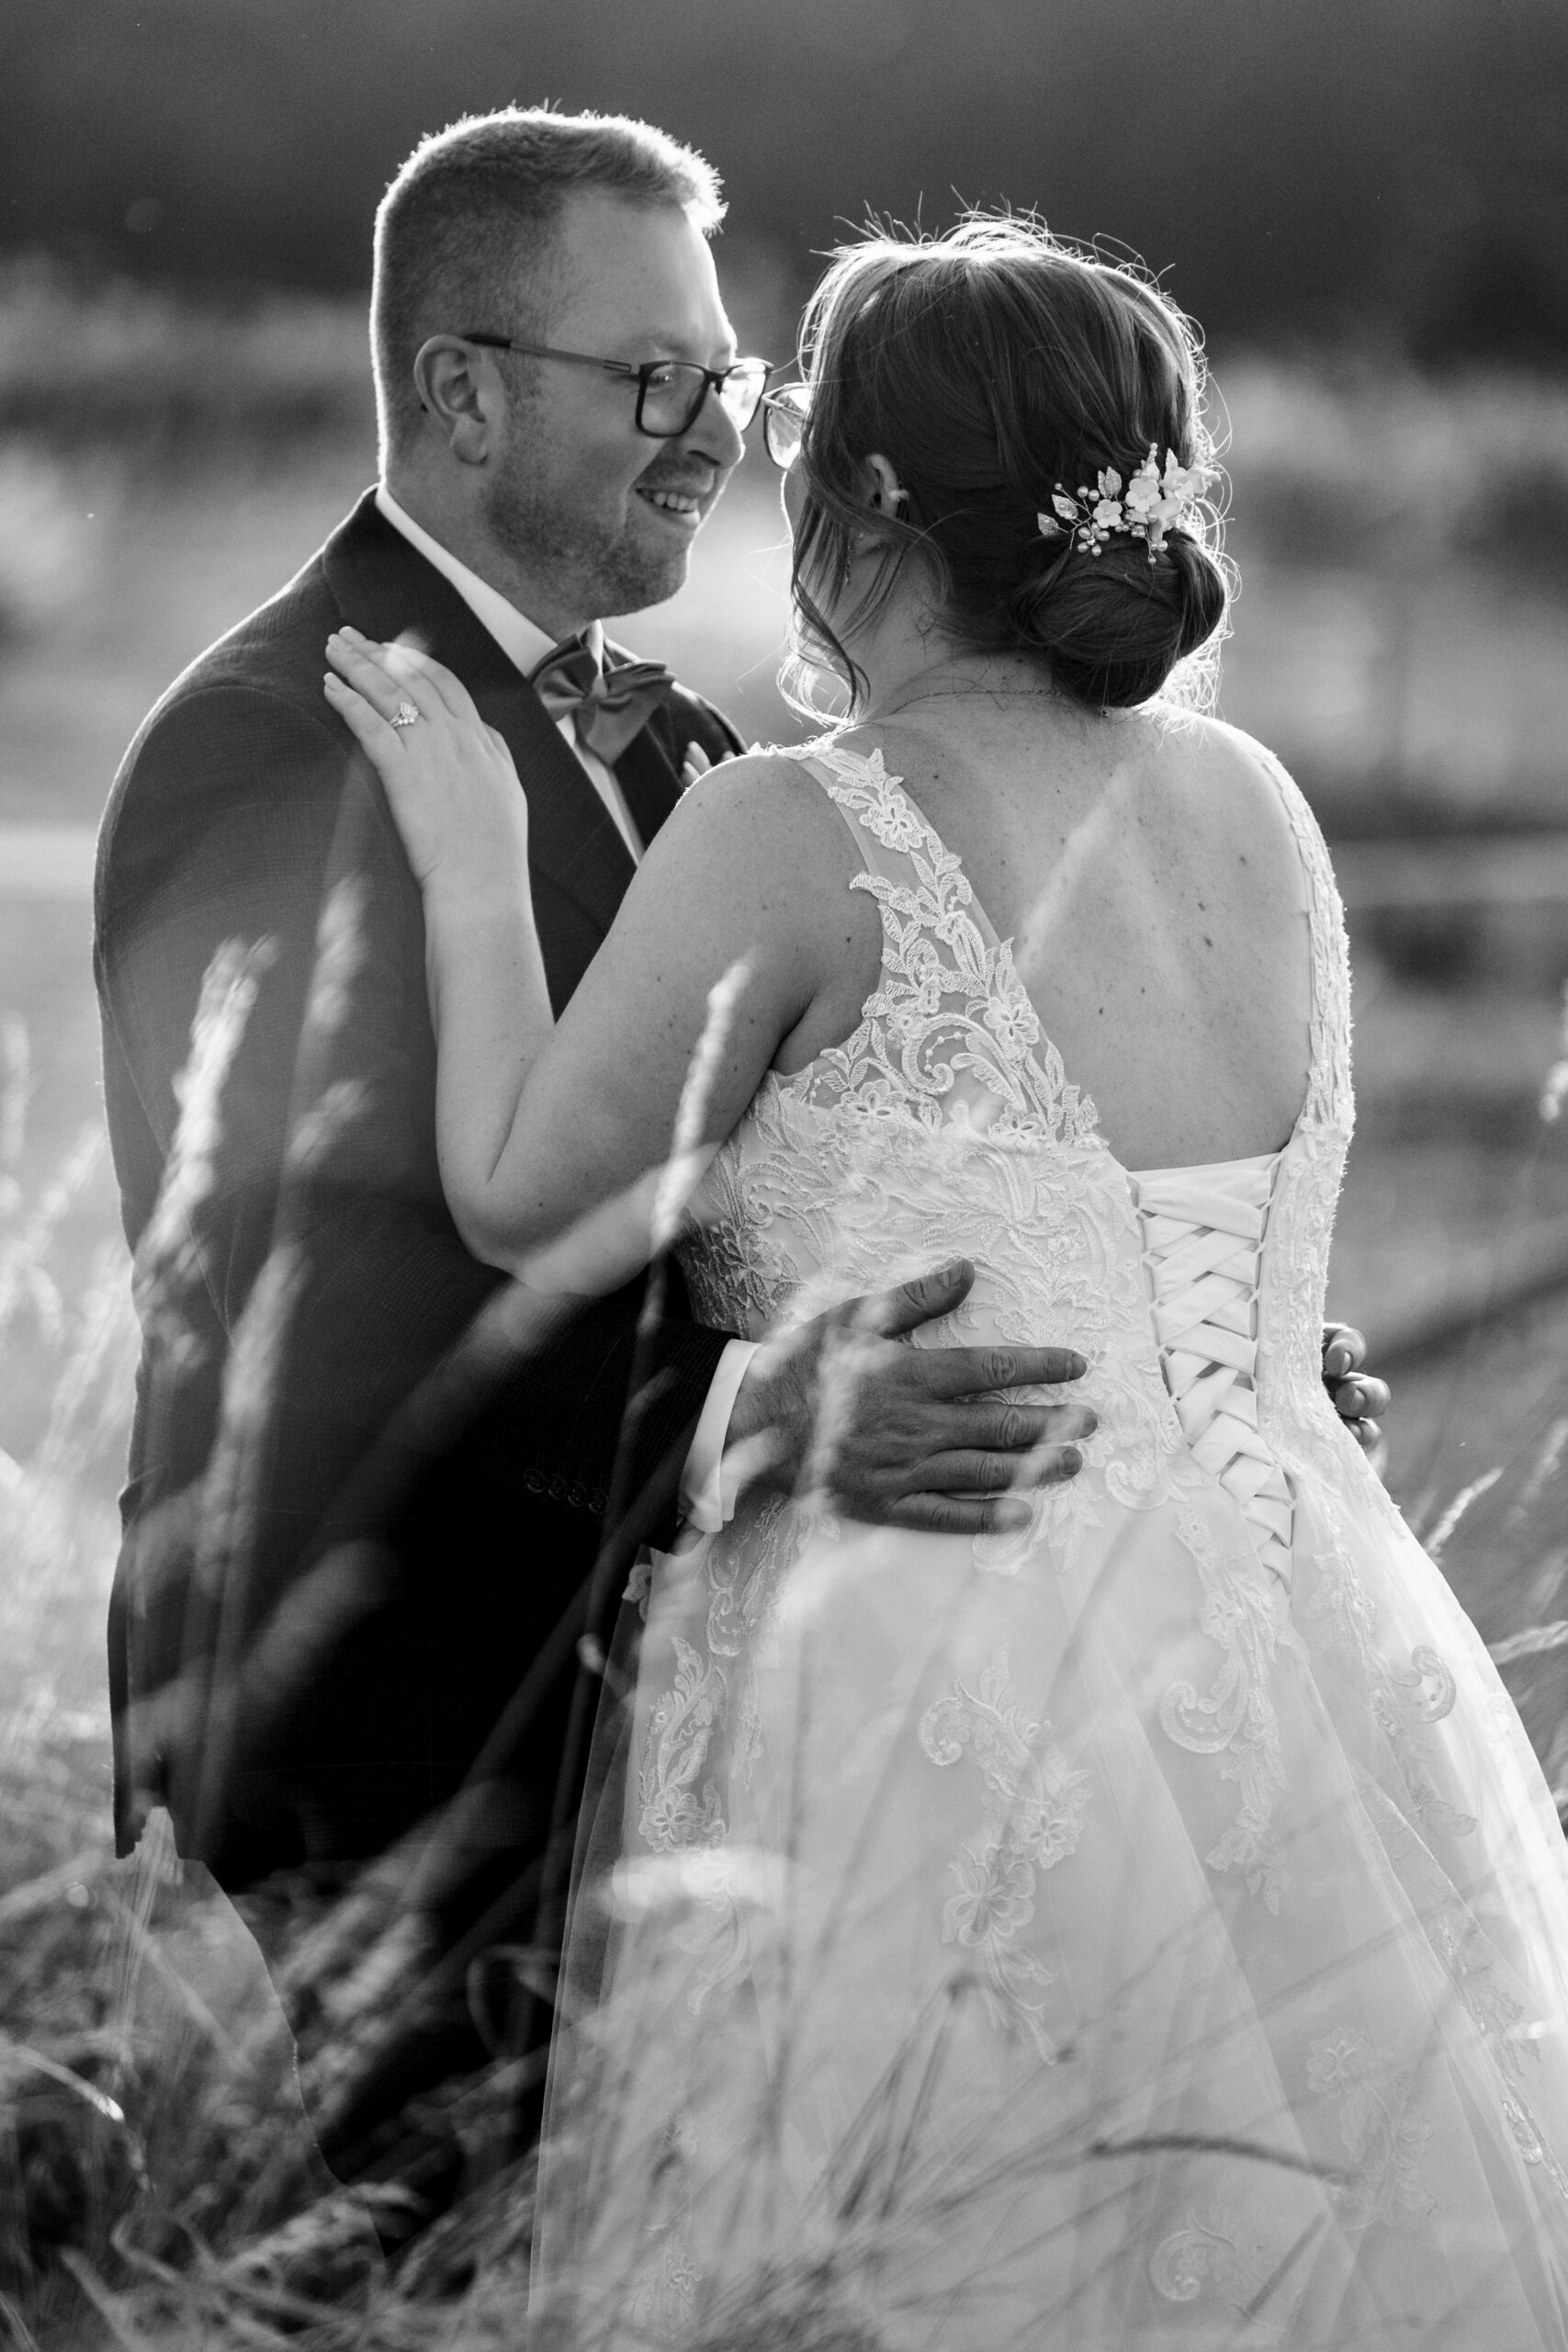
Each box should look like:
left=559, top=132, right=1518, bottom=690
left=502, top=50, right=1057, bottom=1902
left=637, top=481, right=707, bottom=524
left=633, top=458, right=722, bottom=535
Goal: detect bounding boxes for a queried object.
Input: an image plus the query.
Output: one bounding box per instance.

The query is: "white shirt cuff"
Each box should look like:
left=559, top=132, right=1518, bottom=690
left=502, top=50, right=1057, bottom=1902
left=679, top=1339, right=761, bottom=1534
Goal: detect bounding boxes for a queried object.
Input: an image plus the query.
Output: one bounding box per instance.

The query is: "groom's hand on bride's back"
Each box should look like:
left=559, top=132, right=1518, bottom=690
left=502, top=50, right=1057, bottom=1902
left=1322, top=1322, right=1392, bottom=1457
left=726, top=1259, right=1097, bottom=1537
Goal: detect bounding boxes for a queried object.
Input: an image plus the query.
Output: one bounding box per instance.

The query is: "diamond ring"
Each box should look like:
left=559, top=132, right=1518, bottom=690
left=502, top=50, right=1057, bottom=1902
left=390, top=700, right=421, bottom=729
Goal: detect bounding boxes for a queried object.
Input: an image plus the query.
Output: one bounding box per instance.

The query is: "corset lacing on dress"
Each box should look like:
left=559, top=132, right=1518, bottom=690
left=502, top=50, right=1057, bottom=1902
left=1131, top=1152, right=1294, bottom=1585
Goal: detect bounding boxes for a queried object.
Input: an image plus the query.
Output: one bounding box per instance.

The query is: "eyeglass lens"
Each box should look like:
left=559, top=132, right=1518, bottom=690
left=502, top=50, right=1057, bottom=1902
left=763, top=390, right=808, bottom=469
left=640, top=360, right=772, bottom=436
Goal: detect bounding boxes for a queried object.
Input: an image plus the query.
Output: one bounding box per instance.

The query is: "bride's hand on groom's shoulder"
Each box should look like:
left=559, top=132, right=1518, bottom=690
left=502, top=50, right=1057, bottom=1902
left=323, top=628, right=527, bottom=895
left=728, top=1259, right=1099, bottom=1539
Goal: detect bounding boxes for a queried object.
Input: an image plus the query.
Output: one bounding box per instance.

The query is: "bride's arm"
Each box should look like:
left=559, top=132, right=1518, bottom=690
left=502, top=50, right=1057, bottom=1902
left=323, top=629, right=843, bottom=1286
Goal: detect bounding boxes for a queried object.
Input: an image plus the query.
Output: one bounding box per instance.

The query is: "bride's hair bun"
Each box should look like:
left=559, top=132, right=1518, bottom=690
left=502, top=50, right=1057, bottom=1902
left=787, top=215, right=1231, bottom=715
left=1007, top=524, right=1230, bottom=711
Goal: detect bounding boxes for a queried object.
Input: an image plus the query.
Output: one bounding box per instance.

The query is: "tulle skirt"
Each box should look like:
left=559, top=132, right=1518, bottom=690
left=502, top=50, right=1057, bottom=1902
left=530, top=1452, right=1568, bottom=2349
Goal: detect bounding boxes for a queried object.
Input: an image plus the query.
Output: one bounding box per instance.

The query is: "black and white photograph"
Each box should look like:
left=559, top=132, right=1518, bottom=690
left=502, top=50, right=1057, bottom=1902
left=4, top=4, right=1568, bottom=2343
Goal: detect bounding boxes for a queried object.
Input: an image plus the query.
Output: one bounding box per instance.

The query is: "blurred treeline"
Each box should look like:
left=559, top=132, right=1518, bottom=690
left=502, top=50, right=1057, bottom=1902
left=3, top=0, right=1568, bottom=880
left=5, top=0, right=1567, bottom=367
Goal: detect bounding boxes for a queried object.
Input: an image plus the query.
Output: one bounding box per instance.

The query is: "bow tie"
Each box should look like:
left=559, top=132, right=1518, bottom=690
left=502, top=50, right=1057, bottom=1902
left=528, top=634, right=673, bottom=765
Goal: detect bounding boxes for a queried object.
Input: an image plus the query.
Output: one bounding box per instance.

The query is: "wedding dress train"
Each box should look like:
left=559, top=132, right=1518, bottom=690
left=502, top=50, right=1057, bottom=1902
left=532, top=737, right=1568, bottom=2348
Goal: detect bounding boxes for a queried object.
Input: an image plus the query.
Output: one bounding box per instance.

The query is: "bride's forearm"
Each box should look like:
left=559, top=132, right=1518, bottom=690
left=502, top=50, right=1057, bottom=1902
left=422, top=867, right=556, bottom=1261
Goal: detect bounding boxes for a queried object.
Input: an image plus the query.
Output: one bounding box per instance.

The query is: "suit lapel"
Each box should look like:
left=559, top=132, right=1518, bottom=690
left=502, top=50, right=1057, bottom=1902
left=610, top=710, right=684, bottom=849
left=321, top=494, right=636, bottom=943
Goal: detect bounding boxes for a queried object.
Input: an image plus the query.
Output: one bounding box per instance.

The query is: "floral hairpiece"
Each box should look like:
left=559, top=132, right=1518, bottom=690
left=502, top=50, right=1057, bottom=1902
left=1037, top=444, right=1213, bottom=563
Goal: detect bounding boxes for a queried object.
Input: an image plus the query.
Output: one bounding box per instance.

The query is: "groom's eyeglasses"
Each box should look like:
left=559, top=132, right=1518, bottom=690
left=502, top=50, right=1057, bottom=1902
left=461, top=334, right=777, bottom=438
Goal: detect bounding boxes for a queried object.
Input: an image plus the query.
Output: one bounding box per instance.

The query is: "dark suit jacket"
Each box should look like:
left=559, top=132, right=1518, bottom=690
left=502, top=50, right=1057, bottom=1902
left=96, top=488, right=740, bottom=1897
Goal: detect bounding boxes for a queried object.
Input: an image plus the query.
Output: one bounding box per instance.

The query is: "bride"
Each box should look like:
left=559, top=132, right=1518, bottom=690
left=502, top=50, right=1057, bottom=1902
left=324, top=218, right=1568, bottom=2347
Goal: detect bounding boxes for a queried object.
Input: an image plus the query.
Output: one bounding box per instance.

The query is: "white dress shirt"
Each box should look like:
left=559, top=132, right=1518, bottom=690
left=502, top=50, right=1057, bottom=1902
left=375, top=486, right=644, bottom=865
left=375, top=484, right=755, bottom=1532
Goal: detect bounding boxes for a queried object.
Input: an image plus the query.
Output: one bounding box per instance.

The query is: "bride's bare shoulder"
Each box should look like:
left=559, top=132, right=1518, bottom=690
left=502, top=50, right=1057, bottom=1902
left=1147, top=707, right=1307, bottom=832
left=1146, top=706, right=1297, bottom=788
left=655, top=741, right=866, bottom=876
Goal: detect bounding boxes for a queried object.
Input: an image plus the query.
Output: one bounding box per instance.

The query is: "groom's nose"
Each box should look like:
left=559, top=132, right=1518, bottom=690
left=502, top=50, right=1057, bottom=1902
left=679, top=380, right=746, bottom=473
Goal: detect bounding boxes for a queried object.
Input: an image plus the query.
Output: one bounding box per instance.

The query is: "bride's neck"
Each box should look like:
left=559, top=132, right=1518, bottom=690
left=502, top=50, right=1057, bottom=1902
left=845, top=599, right=1061, bottom=728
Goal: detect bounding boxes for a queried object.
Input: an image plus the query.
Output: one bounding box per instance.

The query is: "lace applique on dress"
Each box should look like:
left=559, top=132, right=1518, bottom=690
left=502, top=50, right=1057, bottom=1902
left=1305, top=2030, right=1436, bottom=2230
left=1162, top=1507, right=1292, bottom=1909
left=637, top=1636, right=728, bottom=1854
left=705, top=1494, right=804, bottom=1791
left=919, top=1649, right=1090, bottom=2059
left=1297, top=1494, right=1477, bottom=1846
left=1432, top=1908, right=1568, bottom=2199
left=1150, top=2206, right=1277, bottom=2318
left=775, top=741, right=1099, bottom=1147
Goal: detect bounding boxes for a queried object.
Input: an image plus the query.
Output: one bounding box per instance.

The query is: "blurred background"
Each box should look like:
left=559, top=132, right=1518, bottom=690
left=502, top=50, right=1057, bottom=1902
left=4, top=0, right=1568, bottom=1912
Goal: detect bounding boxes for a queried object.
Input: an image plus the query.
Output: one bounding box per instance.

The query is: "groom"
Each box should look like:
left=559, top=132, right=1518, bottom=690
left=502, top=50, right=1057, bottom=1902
left=96, top=107, right=1386, bottom=2204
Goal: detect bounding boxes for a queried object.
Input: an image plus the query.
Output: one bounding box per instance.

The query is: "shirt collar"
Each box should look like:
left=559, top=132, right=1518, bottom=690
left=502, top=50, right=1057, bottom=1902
left=374, top=485, right=603, bottom=679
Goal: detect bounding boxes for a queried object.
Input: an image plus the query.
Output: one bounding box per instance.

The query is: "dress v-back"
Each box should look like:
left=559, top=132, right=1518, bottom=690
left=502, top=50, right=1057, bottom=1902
left=533, top=737, right=1568, bottom=2351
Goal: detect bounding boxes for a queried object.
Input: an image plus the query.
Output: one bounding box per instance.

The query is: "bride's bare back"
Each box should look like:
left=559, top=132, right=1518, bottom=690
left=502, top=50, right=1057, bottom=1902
left=773, top=700, right=1314, bottom=1174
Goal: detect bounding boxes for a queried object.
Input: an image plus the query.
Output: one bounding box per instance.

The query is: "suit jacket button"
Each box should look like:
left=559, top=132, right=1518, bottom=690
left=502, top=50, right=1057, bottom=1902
left=568, top=1481, right=586, bottom=1509
left=547, top=1476, right=566, bottom=1501
left=589, top=1488, right=607, bottom=1516
left=525, top=1469, right=545, bottom=1495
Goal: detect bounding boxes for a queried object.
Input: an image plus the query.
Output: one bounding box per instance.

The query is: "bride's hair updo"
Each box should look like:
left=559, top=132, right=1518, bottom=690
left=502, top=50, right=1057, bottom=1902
left=787, top=215, right=1230, bottom=714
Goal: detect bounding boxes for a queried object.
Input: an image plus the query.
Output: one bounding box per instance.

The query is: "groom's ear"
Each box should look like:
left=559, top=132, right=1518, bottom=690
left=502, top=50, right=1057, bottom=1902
left=412, top=335, right=497, bottom=467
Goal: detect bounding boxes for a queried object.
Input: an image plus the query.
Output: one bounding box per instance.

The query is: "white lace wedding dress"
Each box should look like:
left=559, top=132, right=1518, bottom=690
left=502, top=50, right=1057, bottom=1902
left=532, top=738, right=1568, bottom=2349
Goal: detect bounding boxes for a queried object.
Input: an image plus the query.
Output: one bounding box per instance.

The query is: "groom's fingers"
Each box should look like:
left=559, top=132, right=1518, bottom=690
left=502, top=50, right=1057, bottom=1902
left=1333, top=1374, right=1390, bottom=1422
left=883, top=1491, right=1038, bottom=1537
left=938, top=1398, right=1097, bottom=1453
left=855, top=1266, right=1089, bottom=1390
left=1322, top=1322, right=1368, bottom=1382
left=863, top=1258, right=976, bottom=1337
left=919, top=1341, right=1089, bottom=1396
left=915, top=1445, right=1084, bottom=1494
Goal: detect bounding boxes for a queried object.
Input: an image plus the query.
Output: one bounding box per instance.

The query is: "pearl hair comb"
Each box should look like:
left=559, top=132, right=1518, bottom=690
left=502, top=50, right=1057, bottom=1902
left=1037, top=445, right=1213, bottom=562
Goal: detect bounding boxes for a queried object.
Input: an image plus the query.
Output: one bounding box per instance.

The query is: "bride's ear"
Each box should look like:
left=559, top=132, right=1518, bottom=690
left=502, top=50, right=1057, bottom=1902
left=861, top=453, right=909, bottom=527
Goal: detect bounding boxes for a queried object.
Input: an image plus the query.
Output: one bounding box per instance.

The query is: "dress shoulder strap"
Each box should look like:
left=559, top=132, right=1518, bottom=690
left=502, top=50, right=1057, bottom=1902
left=1250, top=746, right=1355, bottom=1141
left=774, top=734, right=973, bottom=903
left=768, top=736, right=1096, bottom=1144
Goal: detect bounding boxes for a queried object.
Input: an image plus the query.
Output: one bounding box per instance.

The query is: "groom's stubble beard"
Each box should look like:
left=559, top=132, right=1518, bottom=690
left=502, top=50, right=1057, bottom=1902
left=483, top=428, right=694, bottom=624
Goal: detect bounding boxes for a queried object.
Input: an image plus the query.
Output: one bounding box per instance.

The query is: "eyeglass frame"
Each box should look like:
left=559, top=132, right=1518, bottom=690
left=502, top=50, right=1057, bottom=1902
left=459, top=333, right=778, bottom=438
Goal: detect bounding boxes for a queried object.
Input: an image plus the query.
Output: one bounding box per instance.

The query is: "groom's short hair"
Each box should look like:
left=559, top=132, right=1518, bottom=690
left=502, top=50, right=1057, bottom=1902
left=372, top=107, right=726, bottom=458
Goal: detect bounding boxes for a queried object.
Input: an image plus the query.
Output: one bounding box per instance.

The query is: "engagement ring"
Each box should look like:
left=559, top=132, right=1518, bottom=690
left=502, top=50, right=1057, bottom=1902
left=390, top=700, right=420, bottom=729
